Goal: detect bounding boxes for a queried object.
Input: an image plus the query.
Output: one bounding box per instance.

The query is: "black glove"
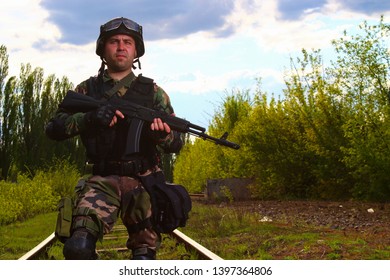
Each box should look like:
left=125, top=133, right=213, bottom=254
left=149, top=129, right=170, bottom=142
left=85, top=104, right=116, bottom=127
left=45, top=118, right=69, bottom=141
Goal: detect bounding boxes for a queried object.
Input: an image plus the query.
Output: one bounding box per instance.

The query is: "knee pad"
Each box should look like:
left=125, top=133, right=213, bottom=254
left=63, top=230, right=98, bottom=260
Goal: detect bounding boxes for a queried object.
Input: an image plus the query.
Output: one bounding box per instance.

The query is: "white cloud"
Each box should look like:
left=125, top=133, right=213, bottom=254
left=7, top=42, right=98, bottom=86
left=156, top=66, right=284, bottom=97
left=161, top=70, right=245, bottom=95
left=2, top=0, right=66, bottom=79
left=140, top=0, right=389, bottom=106
left=224, top=1, right=337, bottom=53
left=1, top=0, right=60, bottom=49
left=1, top=0, right=388, bottom=124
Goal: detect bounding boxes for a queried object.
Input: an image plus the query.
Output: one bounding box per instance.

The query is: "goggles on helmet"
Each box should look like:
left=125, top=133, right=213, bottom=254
left=100, top=17, right=142, bottom=36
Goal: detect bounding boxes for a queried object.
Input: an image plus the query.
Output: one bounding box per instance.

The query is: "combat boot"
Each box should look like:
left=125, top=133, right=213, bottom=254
left=131, top=247, right=156, bottom=260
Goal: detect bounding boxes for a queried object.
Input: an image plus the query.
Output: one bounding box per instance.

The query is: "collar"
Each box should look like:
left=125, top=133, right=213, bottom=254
left=102, top=70, right=137, bottom=84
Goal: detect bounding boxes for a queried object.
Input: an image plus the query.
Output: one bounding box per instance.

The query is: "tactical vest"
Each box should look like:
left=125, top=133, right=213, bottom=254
left=81, top=74, right=157, bottom=174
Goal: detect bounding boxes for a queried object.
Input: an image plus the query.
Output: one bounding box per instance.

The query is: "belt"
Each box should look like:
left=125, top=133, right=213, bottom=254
left=88, top=160, right=149, bottom=176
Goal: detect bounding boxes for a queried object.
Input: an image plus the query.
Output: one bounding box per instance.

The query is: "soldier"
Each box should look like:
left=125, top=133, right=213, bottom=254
left=46, top=17, right=183, bottom=260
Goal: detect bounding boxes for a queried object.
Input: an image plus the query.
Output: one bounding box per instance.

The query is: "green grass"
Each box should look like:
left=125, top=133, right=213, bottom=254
left=1, top=202, right=389, bottom=260
left=0, top=212, right=57, bottom=259
left=179, top=202, right=390, bottom=260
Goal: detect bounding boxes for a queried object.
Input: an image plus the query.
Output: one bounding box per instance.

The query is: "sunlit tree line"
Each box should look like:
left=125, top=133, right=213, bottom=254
left=174, top=17, right=389, bottom=202
left=0, top=46, right=84, bottom=180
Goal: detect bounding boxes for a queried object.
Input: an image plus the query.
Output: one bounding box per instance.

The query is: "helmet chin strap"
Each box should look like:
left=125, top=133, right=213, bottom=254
left=98, top=59, right=106, bottom=79
left=98, top=57, right=142, bottom=78
left=133, top=58, right=141, bottom=70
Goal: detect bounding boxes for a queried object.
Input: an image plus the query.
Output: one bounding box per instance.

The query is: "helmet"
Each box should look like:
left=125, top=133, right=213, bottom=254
left=96, top=17, right=145, bottom=58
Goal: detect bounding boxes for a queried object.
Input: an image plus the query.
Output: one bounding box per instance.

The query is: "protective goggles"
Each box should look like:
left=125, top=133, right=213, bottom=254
left=100, top=17, right=142, bottom=35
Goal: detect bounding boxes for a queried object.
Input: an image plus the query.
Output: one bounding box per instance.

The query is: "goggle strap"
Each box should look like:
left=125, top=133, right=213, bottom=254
left=101, top=18, right=142, bottom=35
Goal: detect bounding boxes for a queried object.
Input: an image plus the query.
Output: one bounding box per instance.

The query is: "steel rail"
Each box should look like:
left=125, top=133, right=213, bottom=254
left=19, top=229, right=222, bottom=260
left=170, top=229, right=223, bottom=260
left=18, top=232, right=57, bottom=260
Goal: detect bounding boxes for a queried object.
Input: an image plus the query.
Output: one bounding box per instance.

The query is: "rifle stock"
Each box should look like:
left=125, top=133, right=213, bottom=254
left=59, top=91, right=240, bottom=150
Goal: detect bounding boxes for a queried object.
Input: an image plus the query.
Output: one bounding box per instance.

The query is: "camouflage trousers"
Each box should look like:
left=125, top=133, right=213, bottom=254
left=71, top=174, right=160, bottom=251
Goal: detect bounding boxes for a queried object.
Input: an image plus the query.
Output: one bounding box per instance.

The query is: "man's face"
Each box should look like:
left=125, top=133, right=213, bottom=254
left=103, top=34, right=137, bottom=73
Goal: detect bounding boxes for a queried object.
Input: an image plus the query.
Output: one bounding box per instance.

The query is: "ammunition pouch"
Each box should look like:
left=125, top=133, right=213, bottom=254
left=55, top=197, right=74, bottom=243
left=139, top=171, right=192, bottom=233
left=55, top=197, right=103, bottom=243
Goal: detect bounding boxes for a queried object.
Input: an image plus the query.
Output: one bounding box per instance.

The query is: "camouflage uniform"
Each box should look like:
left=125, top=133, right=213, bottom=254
left=51, top=71, right=181, bottom=258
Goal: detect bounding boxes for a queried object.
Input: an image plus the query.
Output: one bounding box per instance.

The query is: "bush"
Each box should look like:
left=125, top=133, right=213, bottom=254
left=0, top=174, right=58, bottom=225
left=44, top=159, right=80, bottom=197
left=0, top=160, right=80, bottom=225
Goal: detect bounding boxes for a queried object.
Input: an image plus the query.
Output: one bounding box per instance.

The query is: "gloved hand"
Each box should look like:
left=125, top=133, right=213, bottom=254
left=149, top=117, right=171, bottom=141
left=148, top=129, right=170, bottom=142
left=85, top=104, right=116, bottom=127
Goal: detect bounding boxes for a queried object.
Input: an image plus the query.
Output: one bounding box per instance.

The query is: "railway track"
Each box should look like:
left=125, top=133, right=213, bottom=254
left=19, top=227, right=222, bottom=260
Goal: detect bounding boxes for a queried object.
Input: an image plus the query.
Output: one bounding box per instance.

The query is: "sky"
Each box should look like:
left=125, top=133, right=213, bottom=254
left=1, top=0, right=389, bottom=127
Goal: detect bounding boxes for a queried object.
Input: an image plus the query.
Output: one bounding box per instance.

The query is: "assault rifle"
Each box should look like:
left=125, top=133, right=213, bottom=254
left=59, top=91, right=240, bottom=154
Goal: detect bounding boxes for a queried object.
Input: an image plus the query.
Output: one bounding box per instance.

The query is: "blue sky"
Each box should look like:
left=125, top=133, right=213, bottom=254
left=1, top=0, right=389, bottom=127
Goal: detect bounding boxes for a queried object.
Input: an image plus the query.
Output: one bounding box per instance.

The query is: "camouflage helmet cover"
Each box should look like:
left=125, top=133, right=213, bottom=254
left=96, top=17, right=145, bottom=58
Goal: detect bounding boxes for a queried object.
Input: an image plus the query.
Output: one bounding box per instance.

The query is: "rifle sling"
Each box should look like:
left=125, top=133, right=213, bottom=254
left=103, top=73, right=134, bottom=100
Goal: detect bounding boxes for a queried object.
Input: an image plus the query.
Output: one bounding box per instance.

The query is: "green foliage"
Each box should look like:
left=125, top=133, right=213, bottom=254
left=0, top=160, right=80, bottom=226
left=174, top=17, right=389, bottom=202
left=0, top=212, right=57, bottom=259
left=0, top=173, right=59, bottom=225
left=179, top=202, right=390, bottom=260
left=44, top=158, right=80, bottom=197
left=14, top=173, right=59, bottom=218
left=0, top=46, right=86, bottom=180
left=174, top=89, right=252, bottom=193
left=174, top=140, right=211, bottom=193
left=220, top=186, right=234, bottom=203
left=331, top=17, right=390, bottom=201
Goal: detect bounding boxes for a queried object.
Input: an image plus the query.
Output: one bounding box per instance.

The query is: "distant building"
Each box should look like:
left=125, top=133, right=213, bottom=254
left=206, top=178, right=253, bottom=201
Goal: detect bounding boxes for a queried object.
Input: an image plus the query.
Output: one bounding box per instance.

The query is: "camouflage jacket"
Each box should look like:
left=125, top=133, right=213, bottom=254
left=51, top=71, right=182, bottom=155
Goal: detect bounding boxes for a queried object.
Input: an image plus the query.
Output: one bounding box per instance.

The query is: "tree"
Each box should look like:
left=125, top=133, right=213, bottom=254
left=0, top=45, right=84, bottom=179
left=0, top=45, right=9, bottom=178
left=174, top=17, right=390, bottom=202
left=331, top=17, right=390, bottom=201
left=1, top=77, right=19, bottom=179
